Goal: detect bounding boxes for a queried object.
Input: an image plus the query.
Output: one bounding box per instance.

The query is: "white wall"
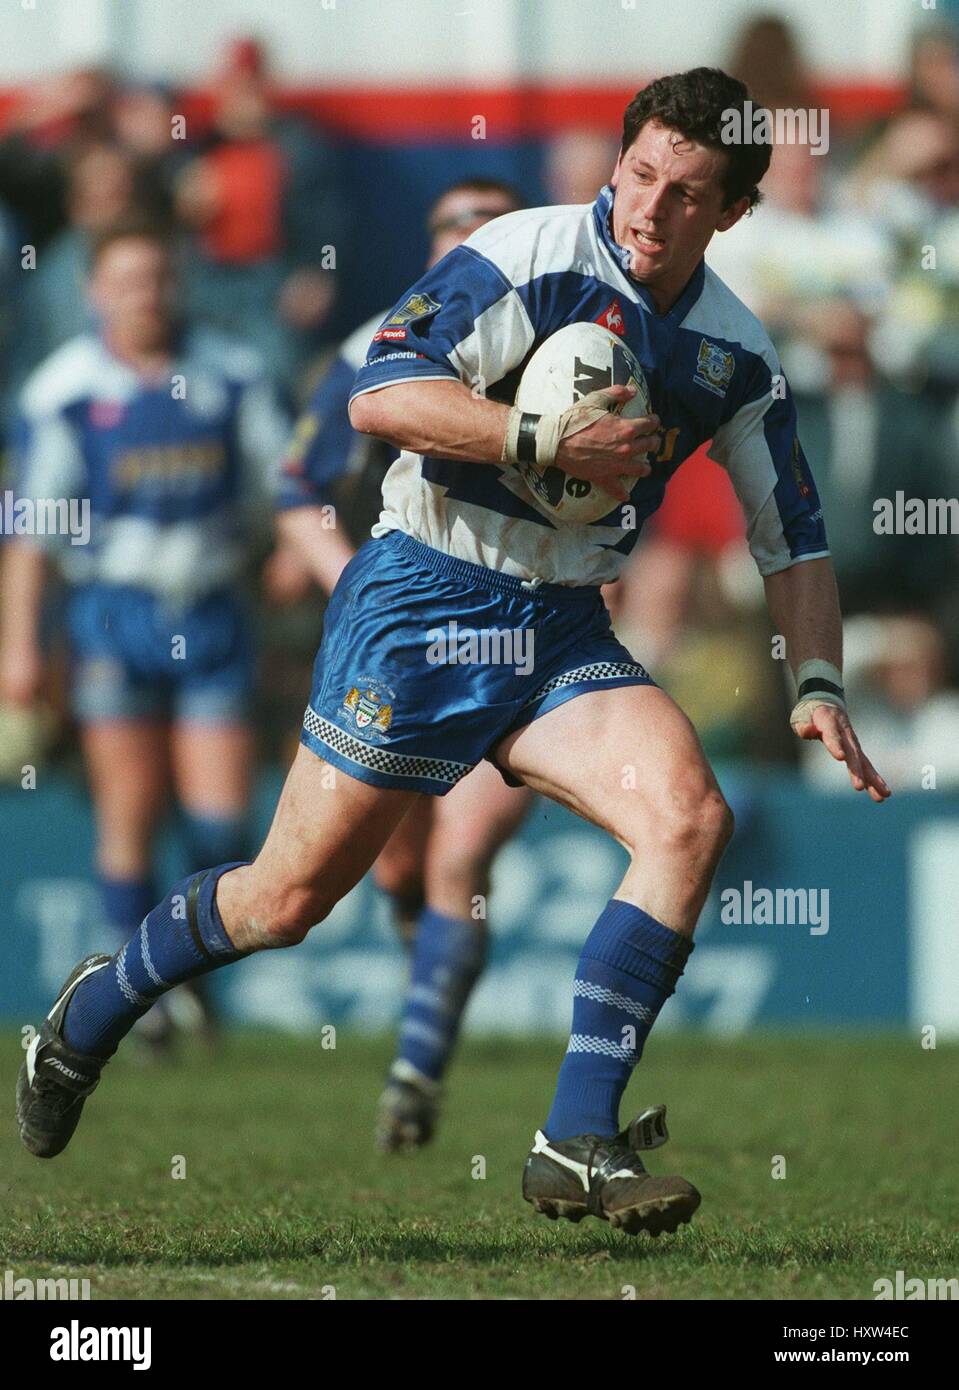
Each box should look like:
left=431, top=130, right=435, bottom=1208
left=0, top=0, right=925, bottom=84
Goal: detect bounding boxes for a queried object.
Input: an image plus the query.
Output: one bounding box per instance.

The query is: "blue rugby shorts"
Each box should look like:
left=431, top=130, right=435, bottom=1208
left=300, top=529, right=655, bottom=794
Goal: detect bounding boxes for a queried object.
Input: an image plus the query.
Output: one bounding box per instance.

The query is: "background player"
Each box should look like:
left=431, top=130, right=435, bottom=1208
left=0, top=219, right=289, bottom=1050
left=276, top=177, right=533, bottom=1149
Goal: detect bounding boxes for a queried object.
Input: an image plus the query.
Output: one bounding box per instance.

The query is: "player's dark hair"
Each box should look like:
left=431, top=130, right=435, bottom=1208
left=89, top=216, right=174, bottom=269
left=621, top=67, right=772, bottom=210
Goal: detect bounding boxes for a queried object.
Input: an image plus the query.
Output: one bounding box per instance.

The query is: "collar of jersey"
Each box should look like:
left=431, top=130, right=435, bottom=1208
left=592, top=184, right=705, bottom=328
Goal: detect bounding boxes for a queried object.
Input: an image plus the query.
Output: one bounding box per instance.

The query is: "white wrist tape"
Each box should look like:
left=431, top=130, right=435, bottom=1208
left=790, top=659, right=846, bottom=729
left=501, top=388, right=620, bottom=469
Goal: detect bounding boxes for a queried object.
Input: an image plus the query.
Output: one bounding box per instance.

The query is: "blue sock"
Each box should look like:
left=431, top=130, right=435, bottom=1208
left=394, top=907, right=487, bottom=1083
left=544, top=899, right=693, bottom=1141
left=99, top=874, right=155, bottom=947
left=63, top=862, right=249, bottom=1059
left=181, top=811, right=250, bottom=877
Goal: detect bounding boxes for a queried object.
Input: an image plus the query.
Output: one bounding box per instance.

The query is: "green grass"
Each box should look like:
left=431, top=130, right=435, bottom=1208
left=2, top=1032, right=957, bottom=1299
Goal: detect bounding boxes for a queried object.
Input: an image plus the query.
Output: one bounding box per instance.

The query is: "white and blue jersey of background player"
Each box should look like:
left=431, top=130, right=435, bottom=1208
left=276, top=309, right=395, bottom=540
left=13, top=327, right=289, bottom=723
left=301, top=184, right=828, bottom=794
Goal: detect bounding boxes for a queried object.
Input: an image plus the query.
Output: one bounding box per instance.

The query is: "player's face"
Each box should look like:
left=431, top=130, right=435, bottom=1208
left=610, top=119, right=749, bottom=310
left=90, top=239, right=175, bottom=350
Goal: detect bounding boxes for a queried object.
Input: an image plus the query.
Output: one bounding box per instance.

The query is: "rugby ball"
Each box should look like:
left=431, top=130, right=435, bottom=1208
left=512, top=321, right=653, bottom=524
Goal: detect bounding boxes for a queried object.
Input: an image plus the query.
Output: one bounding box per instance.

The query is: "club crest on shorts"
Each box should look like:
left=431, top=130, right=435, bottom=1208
left=342, top=678, right=395, bottom=742
left=694, top=338, right=735, bottom=397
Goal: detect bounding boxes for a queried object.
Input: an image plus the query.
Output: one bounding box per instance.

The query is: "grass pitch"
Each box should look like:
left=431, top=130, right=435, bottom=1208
left=2, top=1032, right=956, bottom=1300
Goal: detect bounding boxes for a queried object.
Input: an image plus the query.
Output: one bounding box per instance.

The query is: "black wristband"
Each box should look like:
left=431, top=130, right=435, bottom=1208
left=516, top=412, right=541, bottom=465
left=797, top=677, right=845, bottom=701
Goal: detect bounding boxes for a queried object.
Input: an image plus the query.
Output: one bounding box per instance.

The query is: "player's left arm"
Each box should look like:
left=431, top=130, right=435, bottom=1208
left=708, top=348, right=889, bottom=802
left=762, top=556, right=890, bottom=802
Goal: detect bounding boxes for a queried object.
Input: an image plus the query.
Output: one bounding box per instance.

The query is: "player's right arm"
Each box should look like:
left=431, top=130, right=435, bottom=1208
left=346, top=232, right=660, bottom=502
left=350, top=378, right=658, bottom=502
left=0, top=403, right=82, bottom=707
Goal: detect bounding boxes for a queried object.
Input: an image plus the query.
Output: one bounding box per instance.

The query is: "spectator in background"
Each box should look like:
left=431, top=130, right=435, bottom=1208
left=801, top=614, right=959, bottom=792
left=176, top=36, right=347, bottom=390
left=726, top=13, right=813, bottom=114
left=705, top=141, right=894, bottom=359
left=112, top=81, right=193, bottom=228
left=15, top=141, right=139, bottom=380
left=849, top=106, right=959, bottom=237
left=0, top=196, right=21, bottom=430
left=909, top=23, right=959, bottom=120
left=0, top=68, right=117, bottom=251
left=851, top=107, right=959, bottom=389
left=543, top=128, right=620, bottom=206
left=790, top=297, right=953, bottom=616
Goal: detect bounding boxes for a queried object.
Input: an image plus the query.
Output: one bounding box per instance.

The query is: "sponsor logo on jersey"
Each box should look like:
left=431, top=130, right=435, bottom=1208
left=595, top=298, right=626, bottom=336
left=372, top=327, right=409, bottom=343
left=342, top=678, right=395, bottom=741
left=385, top=292, right=442, bottom=326
left=694, top=338, right=735, bottom=397
left=112, top=441, right=226, bottom=489
left=364, top=350, right=427, bottom=365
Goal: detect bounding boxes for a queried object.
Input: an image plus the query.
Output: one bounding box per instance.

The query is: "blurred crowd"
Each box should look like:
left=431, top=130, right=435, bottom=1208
left=2, top=17, right=959, bottom=793
left=0, top=37, right=346, bottom=405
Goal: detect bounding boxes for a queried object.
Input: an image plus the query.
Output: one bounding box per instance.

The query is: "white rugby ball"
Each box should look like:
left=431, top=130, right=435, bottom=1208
left=512, top=320, right=653, bottom=524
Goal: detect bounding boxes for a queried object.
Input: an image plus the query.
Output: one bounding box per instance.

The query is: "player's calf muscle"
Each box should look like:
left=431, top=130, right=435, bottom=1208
left=215, top=750, right=418, bottom=951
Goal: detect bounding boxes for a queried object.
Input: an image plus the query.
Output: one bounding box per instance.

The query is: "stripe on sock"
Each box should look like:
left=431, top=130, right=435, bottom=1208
left=572, top=978, right=655, bottom=1024
left=567, top=1032, right=637, bottom=1063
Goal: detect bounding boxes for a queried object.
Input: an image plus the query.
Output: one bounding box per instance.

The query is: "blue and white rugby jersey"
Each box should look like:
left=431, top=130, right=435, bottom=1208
left=13, top=327, right=290, bottom=603
left=349, top=184, right=828, bottom=588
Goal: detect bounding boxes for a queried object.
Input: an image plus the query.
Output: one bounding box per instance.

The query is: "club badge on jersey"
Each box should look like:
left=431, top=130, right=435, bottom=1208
left=694, top=339, right=736, bottom=398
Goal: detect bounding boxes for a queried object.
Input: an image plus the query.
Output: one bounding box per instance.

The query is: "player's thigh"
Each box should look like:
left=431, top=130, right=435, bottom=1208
left=493, top=684, right=728, bottom=854
left=424, top=762, right=533, bottom=916
left=81, top=719, right=171, bottom=829
left=170, top=720, right=254, bottom=818
left=220, top=743, right=421, bottom=937
left=430, top=758, right=533, bottom=862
